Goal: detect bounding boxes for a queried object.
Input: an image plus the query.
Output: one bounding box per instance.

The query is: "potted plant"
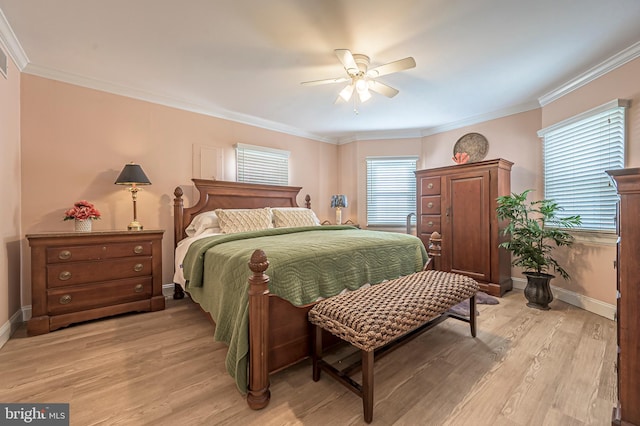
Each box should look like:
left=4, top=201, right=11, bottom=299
left=496, top=190, right=581, bottom=310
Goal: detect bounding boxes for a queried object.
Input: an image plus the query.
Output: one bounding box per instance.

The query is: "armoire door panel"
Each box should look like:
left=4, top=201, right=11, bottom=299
left=442, top=171, right=491, bottom=281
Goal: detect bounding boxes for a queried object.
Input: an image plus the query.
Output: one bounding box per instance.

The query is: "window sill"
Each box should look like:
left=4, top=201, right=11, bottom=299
left=568, top=229, right=617, bottom=246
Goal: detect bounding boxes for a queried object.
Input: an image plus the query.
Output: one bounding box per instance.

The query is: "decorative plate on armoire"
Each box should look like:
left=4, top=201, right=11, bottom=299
left=453, top=133, right=489, bottom=163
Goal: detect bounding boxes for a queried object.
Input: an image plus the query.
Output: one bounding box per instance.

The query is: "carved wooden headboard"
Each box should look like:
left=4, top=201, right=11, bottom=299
left=173, top=179, right=310, bottom=246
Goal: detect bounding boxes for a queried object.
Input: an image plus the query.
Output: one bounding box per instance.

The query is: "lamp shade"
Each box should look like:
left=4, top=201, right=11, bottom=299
left=330, top=194, right=348, bottom=208
left=115, top=163, right=151, bottom=185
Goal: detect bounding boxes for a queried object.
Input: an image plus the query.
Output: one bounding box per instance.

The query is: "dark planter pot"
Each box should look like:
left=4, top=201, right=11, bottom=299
left=523, top=272, right=554, bottom=310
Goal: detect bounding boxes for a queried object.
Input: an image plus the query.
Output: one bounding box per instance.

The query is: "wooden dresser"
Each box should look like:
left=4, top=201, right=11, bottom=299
left=27, top=230, right=165, bottom=335
left=607, top=168, right=640, bottom=426
left=415, top=158, right=513, bottom=296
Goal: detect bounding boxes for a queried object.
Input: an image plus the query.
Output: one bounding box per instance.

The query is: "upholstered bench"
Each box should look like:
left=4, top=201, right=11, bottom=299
left=308, top=270, right=479, bottom=423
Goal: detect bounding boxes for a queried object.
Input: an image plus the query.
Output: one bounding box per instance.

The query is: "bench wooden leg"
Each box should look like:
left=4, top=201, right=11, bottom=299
left=362, top=350, right=374, bottom=423
left=312, top=325, right=322, bottom=381
left=470, top=295, right=477, bottom=337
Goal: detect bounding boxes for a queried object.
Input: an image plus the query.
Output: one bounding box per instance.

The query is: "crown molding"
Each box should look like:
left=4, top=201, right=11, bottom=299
left=0, top=8, right=28, bottom=69
left=8, top=45, right=544, bottom=146
left=537, top=98, right=631, bottom=137
left=539, top=40, right=640, bottom=106
left=336, top=100, right=540, bottom=144
left=337, top=129, right=423, bottom=144
left=420, top=100, right=540, bottom=137
left=22, top=63, right=337, bottom=145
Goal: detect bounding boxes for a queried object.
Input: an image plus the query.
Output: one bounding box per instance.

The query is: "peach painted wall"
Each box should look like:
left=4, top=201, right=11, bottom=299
left=337, top=111, right=542, bottom=232
left=420, top=109, right=543, bottom=195
left=541, top=58, right=640, bottom=167
left=19, top=74, right=339, bottom=306
left=339, top=137, right=423, bottom=230
left=0, top=52, right=21, bottom=333
left=536, top=55, right=640, bottom=305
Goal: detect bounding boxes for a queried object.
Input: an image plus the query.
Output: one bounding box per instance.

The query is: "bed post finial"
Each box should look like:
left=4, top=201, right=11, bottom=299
left=305, top=194, right=311, bottom=209
left=428, top=231, right=442, bottom=271
left=247, top=249, right=271, bottom=409
left=173, top=186, right=185, bottom=247
left=172, top=186, right=187, bottom=300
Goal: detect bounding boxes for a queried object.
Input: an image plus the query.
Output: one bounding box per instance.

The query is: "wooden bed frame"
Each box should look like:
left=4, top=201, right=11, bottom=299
left=173, top=179, right=318, bottom=409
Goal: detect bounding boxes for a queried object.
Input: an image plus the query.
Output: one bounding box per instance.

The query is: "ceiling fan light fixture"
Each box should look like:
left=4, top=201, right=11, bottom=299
left=358, top=87, right=372, bottom=103
left=355, top=78, right=368, bottom=93
left=355, top=78, right=371, bottom=102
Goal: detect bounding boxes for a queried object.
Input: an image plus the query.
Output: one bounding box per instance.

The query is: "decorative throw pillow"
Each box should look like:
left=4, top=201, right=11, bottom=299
left=185, top=211, right=219, bottom=237
left=272, top=207, right=320, bottom=228
left=215, top=208, right=273, bottom=234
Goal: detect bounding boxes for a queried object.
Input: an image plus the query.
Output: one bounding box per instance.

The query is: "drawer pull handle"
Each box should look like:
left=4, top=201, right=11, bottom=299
left=59, top=295, right=72, bottom=305
left=427, top=202, right=434, bottom=209
left=59, top=271, right=72, bottom=281
left=134, top=263, right=144, bottom=272
left=427, top=221, right=434, bottom=227
left=134, top=284, right=144, bottom=293
left=58, top=250, right=72, bottom=260
left=427, top=183, right=434, bottom=189
left=133, top=245, right=144, bottom=254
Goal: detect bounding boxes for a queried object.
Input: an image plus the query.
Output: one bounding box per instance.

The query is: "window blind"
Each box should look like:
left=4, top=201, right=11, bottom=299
left=539, top=100, right=628, bottom=231
left=366, top=157, right=418, bottom=226
left=236, top=143, right=289, bottom=186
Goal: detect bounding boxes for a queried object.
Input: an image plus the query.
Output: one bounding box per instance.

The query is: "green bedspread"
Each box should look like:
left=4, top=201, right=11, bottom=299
left=182, top=225, right=428, bottom=393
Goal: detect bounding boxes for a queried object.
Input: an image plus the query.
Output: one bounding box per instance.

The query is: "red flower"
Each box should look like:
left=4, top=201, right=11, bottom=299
left=63, top=200, right=101, bottom=221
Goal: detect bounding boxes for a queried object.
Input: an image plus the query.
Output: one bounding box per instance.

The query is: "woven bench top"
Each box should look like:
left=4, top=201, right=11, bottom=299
left=308, top=270, right=478, bottom=352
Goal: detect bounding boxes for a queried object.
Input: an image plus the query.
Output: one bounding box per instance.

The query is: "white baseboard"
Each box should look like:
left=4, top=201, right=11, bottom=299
left=512, top=277, right=616, bottom=320
left=0, top=309, right=25, bottom=350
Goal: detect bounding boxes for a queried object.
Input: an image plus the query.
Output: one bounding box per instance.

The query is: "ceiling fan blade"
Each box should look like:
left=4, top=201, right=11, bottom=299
left=367, top=57, right=416, bottom=78
left=335, top=49, right=359, bottom=75
left=368, top=80, right=399, bottom=98
left=301, top=76, right=350, bottom=86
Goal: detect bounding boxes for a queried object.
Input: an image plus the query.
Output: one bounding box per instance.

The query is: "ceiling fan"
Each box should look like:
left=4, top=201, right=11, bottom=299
left=301, top=49, right=416, bottom=104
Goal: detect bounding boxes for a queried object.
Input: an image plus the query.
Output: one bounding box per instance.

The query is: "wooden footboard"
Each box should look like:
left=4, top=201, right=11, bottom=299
left=246, top=249, right=342, bottom=409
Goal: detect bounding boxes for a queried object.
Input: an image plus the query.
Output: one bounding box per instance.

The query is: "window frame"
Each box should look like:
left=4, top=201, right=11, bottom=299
left=537, top=99, right=629, bottom=234
left=365, top=156, right=419, bottom=228
left=235, top=143, right=290, bottom=186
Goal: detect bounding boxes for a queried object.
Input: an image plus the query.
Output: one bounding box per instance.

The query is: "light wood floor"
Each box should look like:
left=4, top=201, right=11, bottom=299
left=0, top=291, right=616, bottom=425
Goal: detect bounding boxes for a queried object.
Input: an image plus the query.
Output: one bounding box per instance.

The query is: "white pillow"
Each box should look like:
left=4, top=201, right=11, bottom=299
left=272, top=207, right=320, bottom=228
left=215, top=208, right=273, bottom=234
left=185, top=211, right=219, bottom=237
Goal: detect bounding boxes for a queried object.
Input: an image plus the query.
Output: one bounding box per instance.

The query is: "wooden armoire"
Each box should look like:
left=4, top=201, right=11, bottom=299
left=606, top=168, right=640, bottom=426
left=415, top=158, right=513, bottom=297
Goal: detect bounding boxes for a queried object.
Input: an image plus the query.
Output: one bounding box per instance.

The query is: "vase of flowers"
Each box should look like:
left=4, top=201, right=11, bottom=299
left=64, top=200, right=101, bottom=232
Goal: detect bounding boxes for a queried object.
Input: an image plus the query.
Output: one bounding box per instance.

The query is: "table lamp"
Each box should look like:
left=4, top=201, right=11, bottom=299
left=330, top=194, right=348, bottom=225
left=115, top=162, right=151, bottom=231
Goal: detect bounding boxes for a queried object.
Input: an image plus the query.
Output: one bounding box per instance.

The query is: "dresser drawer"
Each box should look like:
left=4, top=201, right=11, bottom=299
left=47, top=257, right=152, bottom=288
left=421, top=196, right=441, bottom=214
left=46, top=241, right=152, bottom=264
left=47, top=277, right=152, bottom=315
left=420, top=215, right=441, bottom=234
left=420, top=177, right=441, bottom=196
